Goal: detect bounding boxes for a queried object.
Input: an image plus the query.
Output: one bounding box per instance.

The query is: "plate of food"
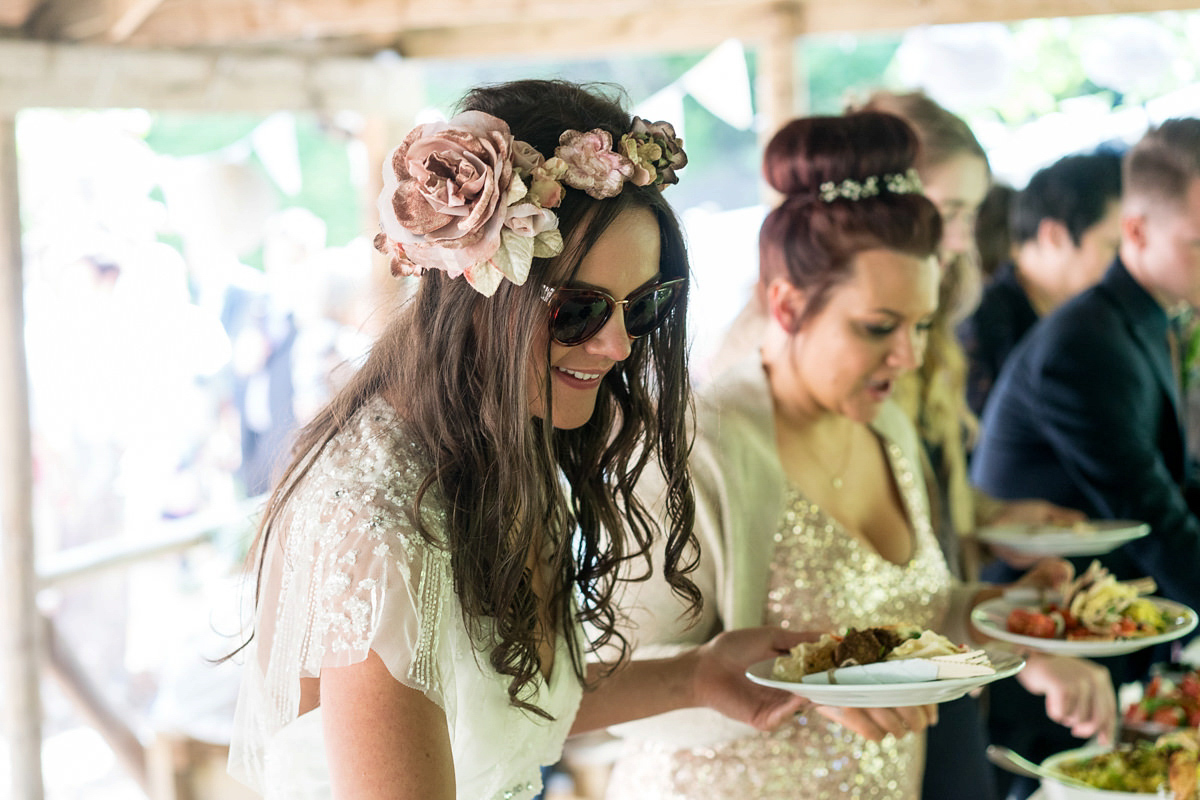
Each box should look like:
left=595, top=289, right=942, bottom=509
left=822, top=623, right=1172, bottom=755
left=975, top=519, right=1149, bottom=557
left=745, top=625, right=1024, bottom=707
left=971, top=562, right=1198, bottom=657
left=1122, top=666, right=1200, bottom=739
left=1037, top=731, right=1200, bottom=799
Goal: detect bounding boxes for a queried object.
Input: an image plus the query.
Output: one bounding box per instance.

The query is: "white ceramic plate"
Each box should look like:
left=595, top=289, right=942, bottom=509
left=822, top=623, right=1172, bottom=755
left=1039, top=745, right=1163, bottom=799
left=975, top=520, right=1149, bottom=557
left=745, top=652, right=1024, bottom=707
left=971, top=596, right=1198, bottom=657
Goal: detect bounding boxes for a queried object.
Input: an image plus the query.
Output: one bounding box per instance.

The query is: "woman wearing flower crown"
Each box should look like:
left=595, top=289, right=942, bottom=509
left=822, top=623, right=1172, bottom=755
left=599, top=111, right=1088, bottom=800
left=225, top=79, right=812, bottom=800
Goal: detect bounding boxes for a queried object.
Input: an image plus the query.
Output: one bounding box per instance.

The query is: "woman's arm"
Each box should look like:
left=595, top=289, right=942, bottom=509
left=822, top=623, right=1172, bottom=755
left=573, top=626, right=809, bottom=734
left=576, top=626, right=937, bottom=742
left=320, top=649, right=456, bottom=800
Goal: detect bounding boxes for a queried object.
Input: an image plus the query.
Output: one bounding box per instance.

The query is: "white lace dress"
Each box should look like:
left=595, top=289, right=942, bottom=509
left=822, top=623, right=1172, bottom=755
left=228, top=396, right=583, bottom=800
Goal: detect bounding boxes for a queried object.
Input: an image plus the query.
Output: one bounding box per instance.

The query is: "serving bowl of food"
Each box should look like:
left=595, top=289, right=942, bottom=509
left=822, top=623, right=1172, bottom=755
left=1037, top=732, right=1199, bottom=799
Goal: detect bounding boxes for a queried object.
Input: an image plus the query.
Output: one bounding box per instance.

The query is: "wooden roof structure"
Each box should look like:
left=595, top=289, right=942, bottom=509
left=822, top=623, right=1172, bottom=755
left=2, top=2, right=1199, bottom=799
left=7, top=0, right=1200, bottom=60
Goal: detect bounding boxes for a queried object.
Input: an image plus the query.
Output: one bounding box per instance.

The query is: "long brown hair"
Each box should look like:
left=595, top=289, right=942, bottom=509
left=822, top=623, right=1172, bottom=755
left=241, top=80, right=698, bottom=715
left=857, top=90, right=989, bottom=538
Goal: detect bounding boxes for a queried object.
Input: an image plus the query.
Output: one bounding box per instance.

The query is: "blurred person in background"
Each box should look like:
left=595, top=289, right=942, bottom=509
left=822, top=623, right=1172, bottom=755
left=974, top=183, right=1017, bottom=281
left=959, top=150, right=1123, bottom=417
left=972, top=119, right=1200, bottom=799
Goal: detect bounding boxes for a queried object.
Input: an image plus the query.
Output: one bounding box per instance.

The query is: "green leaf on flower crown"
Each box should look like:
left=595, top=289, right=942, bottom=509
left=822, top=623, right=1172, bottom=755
left=533, top=229, right=563, bottom=259
left=494, top=229, right=534, bottom=286
left=505, top=173, right=529, bottom=206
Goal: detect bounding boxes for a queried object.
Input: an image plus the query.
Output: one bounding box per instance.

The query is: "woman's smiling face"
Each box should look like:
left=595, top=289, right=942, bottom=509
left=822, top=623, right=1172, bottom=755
left=528, top=206, right=662, bottom=430
left=788, top=248, right=940, bottom=424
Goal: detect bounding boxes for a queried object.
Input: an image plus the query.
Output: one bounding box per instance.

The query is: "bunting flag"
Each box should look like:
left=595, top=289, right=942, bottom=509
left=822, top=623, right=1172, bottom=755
left=251, top=112, right=303, bottom=196
left=680, top=39, right=755, bottom=130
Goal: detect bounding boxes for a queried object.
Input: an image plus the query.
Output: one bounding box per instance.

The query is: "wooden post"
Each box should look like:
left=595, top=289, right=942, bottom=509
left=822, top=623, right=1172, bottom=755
left=0, top=116, right=44, bottom=799
left=755, top=6, right=803, bottom=142
left=754, top=5, right=805, bottom=205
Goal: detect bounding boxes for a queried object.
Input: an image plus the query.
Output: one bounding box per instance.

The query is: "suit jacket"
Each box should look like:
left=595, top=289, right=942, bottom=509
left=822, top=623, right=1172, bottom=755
left=971, top=257, right=1200, bottom=612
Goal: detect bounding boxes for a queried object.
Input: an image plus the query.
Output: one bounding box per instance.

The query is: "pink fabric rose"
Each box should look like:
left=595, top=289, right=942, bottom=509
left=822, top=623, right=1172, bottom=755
left=373, top=232, right=419, bottom=278
left=511, top=140, right=545, bottom=174
left=555, top=129, right=635, bottom=199
left=376, top=110, right=516, bottom=280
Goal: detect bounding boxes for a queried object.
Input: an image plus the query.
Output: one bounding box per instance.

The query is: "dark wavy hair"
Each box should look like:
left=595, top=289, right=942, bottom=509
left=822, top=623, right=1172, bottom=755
left=758, top=111, right=943, bottom=323
left=242, top=79, right=698, bottom=716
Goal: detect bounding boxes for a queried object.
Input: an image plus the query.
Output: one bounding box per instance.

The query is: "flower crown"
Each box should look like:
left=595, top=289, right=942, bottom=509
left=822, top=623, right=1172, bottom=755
left=374, top=111, right=687, bottom=297
left=817, top=168, right=923, bottom=203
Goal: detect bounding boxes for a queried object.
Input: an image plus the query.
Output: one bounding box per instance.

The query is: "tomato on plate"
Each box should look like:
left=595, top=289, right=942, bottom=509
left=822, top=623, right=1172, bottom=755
left=1007, top=608, right=1059, bottom=638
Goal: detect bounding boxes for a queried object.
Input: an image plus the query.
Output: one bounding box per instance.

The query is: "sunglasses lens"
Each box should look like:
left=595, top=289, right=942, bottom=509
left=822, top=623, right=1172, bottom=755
left=625, top=281, right=682, bottom=337
left=551, top=292, right=611, bottom=345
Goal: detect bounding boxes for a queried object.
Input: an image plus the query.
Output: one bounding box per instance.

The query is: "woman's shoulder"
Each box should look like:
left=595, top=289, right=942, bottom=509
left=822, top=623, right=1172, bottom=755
left=312, top=396, right=426, bottom=486
left=290, top=396, right=446, bottom=542
left=695, top=356, right=774, bottom=441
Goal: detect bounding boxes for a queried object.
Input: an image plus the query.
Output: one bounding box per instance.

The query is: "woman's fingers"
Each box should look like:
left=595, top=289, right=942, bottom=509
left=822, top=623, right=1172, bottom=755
left=813, top=703, right=937, bottom=742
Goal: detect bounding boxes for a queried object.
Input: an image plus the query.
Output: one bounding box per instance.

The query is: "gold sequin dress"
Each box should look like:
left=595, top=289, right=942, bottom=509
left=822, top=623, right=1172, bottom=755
left=603, top=358, right=954, bottom=800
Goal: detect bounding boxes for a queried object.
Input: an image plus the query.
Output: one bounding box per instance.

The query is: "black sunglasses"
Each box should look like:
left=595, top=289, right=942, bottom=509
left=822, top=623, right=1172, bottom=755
left=542, top=278, right=686, bottom=346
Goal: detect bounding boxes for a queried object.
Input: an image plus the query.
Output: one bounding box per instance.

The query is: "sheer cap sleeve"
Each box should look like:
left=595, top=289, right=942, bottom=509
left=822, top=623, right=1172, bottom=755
left=228, top=398, right=452, bottom=791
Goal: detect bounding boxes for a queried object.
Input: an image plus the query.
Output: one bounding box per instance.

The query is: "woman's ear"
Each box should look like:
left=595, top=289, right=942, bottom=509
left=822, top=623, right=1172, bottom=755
left=765, top=278, right=808, bottom=334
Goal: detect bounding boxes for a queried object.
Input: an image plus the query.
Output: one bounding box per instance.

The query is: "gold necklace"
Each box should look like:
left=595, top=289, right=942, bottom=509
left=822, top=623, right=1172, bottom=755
left=790, top=420, right=854, bottom=490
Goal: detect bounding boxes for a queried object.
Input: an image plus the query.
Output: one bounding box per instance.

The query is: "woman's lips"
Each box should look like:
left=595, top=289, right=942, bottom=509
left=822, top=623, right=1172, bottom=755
left=553, top=365, right=605, bottom=389
left=865, top=377, right=894, bottom=401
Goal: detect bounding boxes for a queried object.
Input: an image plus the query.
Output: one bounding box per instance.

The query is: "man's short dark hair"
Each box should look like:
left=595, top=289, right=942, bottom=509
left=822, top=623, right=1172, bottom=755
left=1011, top=150, right=1123, bottom=247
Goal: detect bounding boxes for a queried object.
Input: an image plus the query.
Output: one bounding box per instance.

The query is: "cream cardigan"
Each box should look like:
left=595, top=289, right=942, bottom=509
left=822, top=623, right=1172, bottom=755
left=605, top=357, right=980, bottom=747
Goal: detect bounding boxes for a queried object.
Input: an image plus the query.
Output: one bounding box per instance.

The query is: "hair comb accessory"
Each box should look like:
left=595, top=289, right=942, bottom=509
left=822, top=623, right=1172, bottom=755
left=375, top=112, right=687, bottom=296
left=818, top=168, right=923, bottom=203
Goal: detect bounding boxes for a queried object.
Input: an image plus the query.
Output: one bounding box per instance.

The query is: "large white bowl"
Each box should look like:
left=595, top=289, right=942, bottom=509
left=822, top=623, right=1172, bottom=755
left=1038, top=745, right=1167, bottom=800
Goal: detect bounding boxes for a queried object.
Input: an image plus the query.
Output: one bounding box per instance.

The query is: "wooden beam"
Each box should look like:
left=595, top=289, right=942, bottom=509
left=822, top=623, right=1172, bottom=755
left=397, top=5, right=788, bottom=59
left=112, top=0, right=775, bottom=47
left=37, top=493, right=265, bottom=590
left=0, top=115, right=44, bottom=800
left=107, top=0, right=168, bottom=42
left=797, top=0, right=1200, bottom=34
left=24, top=0, right=1200, bottom=58
left=0, top=41, right=426, bottom=116
left=42, top=616, right=148, bottom=791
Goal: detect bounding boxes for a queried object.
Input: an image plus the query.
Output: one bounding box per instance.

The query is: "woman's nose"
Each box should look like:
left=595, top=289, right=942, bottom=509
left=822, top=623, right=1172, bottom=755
left=889, top=331, right=922, bottom=370
left=583, top=307, right=634, bottom=361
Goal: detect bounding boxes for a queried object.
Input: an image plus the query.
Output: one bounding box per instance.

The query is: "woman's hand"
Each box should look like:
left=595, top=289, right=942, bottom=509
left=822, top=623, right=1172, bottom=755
left=812, top=704, right=938, bottom=741
left=984, top=498, right=1086, bottom=529
left=985, top=498, right=1087, bottom=568
left=1016, top=652, right=1117, bottom=744
left=690, top=626, right=814, bottom=731
left=1013, top=557, right=1075, bottom=591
